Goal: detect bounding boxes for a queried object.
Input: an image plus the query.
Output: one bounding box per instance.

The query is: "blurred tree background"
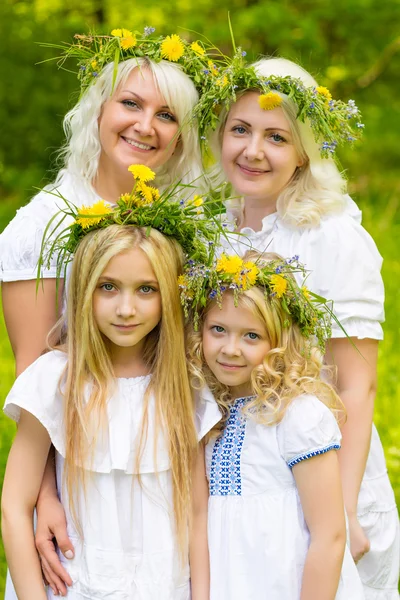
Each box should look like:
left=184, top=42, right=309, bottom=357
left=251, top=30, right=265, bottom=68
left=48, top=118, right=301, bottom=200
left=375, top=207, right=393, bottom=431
left=0, top=0, right=399, bottom=593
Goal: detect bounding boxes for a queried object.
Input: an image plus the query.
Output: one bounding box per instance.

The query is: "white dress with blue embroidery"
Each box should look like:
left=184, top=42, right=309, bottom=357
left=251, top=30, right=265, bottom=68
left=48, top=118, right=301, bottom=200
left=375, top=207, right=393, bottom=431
left=205, top=393, right=365, bottom=600
left=222, top=198, right=400, bottom=599
left=4, top=350, right=222, bottom=600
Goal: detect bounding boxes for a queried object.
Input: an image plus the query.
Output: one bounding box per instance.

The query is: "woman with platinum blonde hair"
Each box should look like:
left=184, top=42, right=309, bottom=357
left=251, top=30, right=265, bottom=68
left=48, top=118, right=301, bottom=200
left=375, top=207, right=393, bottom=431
left=0, top=28, right=214, bottom=597
left=201, top=52, right=399, bottom=598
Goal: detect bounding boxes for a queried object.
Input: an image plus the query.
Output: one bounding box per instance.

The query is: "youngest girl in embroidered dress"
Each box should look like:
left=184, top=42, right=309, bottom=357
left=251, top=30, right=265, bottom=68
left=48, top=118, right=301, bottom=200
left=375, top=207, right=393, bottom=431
left=1, top=170, right=221, bottom=600
left=184, top=250, right=365, bottom=600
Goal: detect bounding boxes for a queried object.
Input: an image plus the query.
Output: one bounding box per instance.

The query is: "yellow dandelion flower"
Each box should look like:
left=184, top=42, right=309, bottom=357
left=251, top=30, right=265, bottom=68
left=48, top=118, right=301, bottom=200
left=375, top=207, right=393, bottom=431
left=192, top=195, right=204, bottom=207
left=136, top=181, right=154, bottom=204
left=178, top=274, right=188, bottom=286
left=111, top=28, right=133, bottom=38
left=207, top=60, right=219, bottom=76
left=216, top=254, right=243, bottom=275
left=161, top=34, right=185, bottom=62
left=233, top=261, right=259, bottom=290
left=258, top=92, right=283, bottom=111
left=301, top=286, right=311, bottom=300
left=270, top=274, right=288, bottom=298
left=121, top=34, right=137, bottom=50
left=316, top=86, right=332, bottom=102
left=75, top=200, right=112, bottom=229
left=149, top=187, right=160, bottom=201
left=128, top=164, right=155, bottom=182
left=119, top=193, right=131, bottom=203
left=243, top=261, right=259, bottom=286
left=91, top=60, right=98, bottom=69
left=216, top=75, right=228, bottom=87
left=191, top=41, right=205, bottom=56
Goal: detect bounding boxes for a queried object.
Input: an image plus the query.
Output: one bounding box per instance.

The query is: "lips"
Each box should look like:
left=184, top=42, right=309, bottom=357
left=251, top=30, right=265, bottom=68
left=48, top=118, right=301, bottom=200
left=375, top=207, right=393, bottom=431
left=217, top=361, right=245, bottom=370
left=112, top=324, right=139, bottom=331
left=122, top=137, right=155, bottom=151
left=237, top=163, right=269, bottom=175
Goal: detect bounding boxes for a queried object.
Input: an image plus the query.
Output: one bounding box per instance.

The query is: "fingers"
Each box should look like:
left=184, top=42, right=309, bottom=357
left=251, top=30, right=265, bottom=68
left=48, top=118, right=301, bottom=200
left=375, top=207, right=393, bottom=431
left=35, top=536, right=73, bottom=590
left=52, top=520, right=75, bottom=562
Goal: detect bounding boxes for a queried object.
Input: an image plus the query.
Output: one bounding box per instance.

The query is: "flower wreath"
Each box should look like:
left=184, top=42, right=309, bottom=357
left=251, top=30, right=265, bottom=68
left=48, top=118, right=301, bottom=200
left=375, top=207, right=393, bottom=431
left=194, top=47, right=364, bottom=160
left=179, top=252, right=334, bottom=351
left=38, top=164, right=223, bottom=281
left=42, top=26, right=218, bottom=97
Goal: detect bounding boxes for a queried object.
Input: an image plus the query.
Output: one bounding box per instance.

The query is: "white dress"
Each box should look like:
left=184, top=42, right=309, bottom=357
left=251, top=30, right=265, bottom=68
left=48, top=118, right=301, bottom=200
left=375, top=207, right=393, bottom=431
left=4, top=350, right=222, bottom=599
left=0, top=172, right=101, bottom=599
left=205, top=393, right=365, bottom=599
left=222, top=197, right=400, bottom=599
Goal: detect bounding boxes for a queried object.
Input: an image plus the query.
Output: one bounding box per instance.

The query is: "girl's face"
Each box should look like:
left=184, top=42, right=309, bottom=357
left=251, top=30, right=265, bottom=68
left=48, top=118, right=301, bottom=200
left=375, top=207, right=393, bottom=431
left=203, top=293, right=271, bottom=398
left=93, top=247, right=162, bottom=364
left=98, top=67, right=180, bottom=178
left=221, top=92, right=303, bottom=206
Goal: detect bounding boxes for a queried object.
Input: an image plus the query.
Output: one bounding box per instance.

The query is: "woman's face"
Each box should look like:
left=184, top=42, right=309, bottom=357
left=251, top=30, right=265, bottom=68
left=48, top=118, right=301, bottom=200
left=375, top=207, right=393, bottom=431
left=221, top=92, right=303, bottom=205
left=98, top=67, right=180, bottom=179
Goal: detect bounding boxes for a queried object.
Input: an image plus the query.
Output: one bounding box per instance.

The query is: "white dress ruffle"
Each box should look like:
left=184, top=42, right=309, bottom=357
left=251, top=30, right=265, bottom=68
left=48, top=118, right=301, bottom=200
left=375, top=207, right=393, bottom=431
left=206, top=393, right=365, bottom=599
left=4, top=351, right=222, bottom=600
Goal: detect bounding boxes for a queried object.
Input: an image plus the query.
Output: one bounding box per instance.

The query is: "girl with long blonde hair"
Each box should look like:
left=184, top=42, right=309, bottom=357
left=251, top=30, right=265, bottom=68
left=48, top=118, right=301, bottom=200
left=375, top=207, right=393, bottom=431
left=185, top=250, right=365, bottom=599
left=2, top=223, right=220, bottom=600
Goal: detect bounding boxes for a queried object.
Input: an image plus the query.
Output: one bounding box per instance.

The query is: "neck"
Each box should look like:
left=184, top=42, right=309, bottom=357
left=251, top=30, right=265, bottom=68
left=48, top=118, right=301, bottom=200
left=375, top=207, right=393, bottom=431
left=239, top=196, right=277, bottom=231
left=93, top=162, right=134, bottom=202
left=110, top=344, right=149, bottom=378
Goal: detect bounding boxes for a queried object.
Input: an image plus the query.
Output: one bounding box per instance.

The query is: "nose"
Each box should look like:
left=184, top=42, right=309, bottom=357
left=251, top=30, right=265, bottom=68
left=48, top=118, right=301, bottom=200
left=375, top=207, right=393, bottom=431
left=116, top=292, right=136, bottom=319
left=133, top=111, right=155, bottom=138
left=221, top=335, right=242, bottom=357
left=243, top=134, right=265, bottom=161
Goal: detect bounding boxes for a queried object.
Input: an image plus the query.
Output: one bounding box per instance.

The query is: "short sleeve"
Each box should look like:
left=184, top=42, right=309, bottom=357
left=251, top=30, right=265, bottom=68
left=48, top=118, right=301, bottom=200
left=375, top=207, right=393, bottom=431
left=295, top=213, right=385, bottom=340
left=0, top=188, right=63, bottom=282
left=195, top=386, right=222, bottom=441
left=277, top=394, right=341, bottom=468
left=4, top=351, right=67, bottom=454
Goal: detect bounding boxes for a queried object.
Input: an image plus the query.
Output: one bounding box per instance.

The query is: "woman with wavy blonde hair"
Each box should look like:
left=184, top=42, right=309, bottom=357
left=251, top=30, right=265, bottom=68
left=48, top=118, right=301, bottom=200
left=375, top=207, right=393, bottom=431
left=201, top=52, right=399, bottom=597
left=187, top=250, right=364, bottom=599
left=2, top=223, right=220, bottom=600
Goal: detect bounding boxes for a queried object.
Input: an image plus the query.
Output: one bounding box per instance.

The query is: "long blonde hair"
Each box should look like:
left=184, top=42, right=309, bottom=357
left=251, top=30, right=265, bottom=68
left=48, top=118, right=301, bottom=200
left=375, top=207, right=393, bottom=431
left=60, top=225, right=197, bottom=556
left=188, top=251, right=345, bottom=428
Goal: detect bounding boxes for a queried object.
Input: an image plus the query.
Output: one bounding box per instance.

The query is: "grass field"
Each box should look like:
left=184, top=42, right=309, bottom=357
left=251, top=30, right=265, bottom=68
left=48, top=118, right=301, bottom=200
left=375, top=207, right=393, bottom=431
left=0, top=192, right=399, bottom=595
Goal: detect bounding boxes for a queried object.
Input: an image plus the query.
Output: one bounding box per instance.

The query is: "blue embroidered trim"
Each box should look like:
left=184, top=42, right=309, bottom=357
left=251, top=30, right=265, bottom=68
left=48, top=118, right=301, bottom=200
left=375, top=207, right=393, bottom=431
left=209, top=397, right=249, bottom=496
left=287, top=443, right=341, bottom=468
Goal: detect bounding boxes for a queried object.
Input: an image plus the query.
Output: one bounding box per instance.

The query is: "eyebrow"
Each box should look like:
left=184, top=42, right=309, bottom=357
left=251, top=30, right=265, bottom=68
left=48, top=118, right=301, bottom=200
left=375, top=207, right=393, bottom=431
left=121, top=90, right=170, bottom=110
left=231, top=117, right=291, bottom=135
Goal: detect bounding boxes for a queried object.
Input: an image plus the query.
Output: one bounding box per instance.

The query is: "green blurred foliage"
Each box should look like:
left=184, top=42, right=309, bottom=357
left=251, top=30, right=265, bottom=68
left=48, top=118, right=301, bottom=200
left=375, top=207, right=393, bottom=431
left=1, top=0, right=400, bottom=201
left=0, top=0, right=399, bottom=594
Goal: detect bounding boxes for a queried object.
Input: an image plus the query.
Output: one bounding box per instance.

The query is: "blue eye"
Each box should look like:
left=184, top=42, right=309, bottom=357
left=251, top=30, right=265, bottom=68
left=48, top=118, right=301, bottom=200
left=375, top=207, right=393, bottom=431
left=212, top=325, right=225, bottom=333
left=140, top=285, right=156, bottom=294
left=101, top=283, right=115, bottom=292
left=158, top=111, right=177, bottom=122
left=232, top=125, right=247, bottom=134
left=246, top=332, right=259, bottom=340
left=270, top=132, right=285, bottom=143
left=122, top=99, right=139, bottom=109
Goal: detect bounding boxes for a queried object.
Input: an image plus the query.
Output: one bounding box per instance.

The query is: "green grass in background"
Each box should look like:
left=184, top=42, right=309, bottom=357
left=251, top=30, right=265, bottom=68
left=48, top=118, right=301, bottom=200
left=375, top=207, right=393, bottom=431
left=0, top=193, right=399, bottom=596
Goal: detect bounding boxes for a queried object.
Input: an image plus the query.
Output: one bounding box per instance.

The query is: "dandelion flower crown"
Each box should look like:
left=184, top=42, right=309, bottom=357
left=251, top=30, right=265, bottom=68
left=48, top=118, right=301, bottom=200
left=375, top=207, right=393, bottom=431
left=179, top=252, right=334, bottom=351
left=38, top=165, right=223, bottom=280
left=195, top=47, right=364, bottom=160
left=43, top=26, right=216, bottom=97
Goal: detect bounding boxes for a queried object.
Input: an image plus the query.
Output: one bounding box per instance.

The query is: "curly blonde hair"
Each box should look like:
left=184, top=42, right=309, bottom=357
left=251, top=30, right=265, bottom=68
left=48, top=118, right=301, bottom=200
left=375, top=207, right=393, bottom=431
left=187, top=251, right=345, bottom=429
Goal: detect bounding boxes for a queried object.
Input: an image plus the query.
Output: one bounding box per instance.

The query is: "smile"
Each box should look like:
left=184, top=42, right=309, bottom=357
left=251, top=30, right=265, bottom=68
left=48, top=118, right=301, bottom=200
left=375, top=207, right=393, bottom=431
left=122, top=137, right=155, bottom=151
left=217, top=362, right=245, bottom=371
left=237, top=163, right=269, bottom=176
